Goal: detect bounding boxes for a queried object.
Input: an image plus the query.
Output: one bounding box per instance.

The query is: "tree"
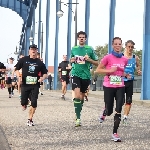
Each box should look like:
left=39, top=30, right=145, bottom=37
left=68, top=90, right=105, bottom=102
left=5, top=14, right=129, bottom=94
left=91, top=44, right=108, bottom=77
left=133, top=49, right=142, bottom=75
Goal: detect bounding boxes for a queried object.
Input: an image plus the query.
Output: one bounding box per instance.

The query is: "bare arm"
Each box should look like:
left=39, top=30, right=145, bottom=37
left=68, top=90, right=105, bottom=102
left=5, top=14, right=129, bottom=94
left=86, top=58, right=98, bottom=66
left=136, top=56, right=141, bottom=75
left=95, top=63, right=117, bottom=74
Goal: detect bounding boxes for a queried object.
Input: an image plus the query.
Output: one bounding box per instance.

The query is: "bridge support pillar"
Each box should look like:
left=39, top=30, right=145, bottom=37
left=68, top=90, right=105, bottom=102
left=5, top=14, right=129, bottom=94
left=45, top=0, right=50, bottom=71
left=25, top=27, right=31, bottom=56
left=108, top=0, right=116, bottom=54
left=141, top=0, right=150, bottom=100
left=38, top=0, right=42, bottom=53
left=67, top=0, right=72, bottom=61
left=54, top=0, right=59, bottom=90
left=85, top=0, right=90, bottom=45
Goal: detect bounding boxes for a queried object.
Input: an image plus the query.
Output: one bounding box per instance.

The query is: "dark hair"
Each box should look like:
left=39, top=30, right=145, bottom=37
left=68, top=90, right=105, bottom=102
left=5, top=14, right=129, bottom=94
left=112, top=37, right=122, bottom=44
left=125, top=40, right=135, bottom=46
left=77, top=31, right=87, bottom=38
left=37, top=53, right=40, bottom=55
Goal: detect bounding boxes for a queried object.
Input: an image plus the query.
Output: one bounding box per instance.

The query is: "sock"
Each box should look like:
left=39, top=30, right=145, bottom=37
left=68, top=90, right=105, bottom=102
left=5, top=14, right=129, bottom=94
left=124, top=115, right=127, bottom=119
left=74, top=98, right=82, bottom=119
left=81, top=100, right=84, bottom=111
left=12, top=86, right=15, bottom=92
left=8, top=87, right=11, bottom=94
left=113, top=114, right=121, bottom=134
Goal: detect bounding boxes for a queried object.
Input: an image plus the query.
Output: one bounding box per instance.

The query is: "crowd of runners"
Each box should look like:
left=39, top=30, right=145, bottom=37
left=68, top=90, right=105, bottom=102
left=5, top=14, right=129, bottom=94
left=0, top=31, right=141, bottom=142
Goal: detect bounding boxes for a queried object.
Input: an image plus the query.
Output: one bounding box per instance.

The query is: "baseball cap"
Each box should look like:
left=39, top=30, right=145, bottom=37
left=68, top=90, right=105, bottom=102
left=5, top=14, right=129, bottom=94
left=9, top=57, right=14, bottom=60
left=29, top=44, right=37, bottom=49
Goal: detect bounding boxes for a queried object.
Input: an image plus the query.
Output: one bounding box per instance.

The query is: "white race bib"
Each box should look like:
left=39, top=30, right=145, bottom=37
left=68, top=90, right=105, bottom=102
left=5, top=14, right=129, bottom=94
left=109, top=75, right=122, bottom=85
left=62, top=71, right=67, bottom=75
left=77, top=60, right=85, bottom=64
left=26, top=76, right=37, bottom=84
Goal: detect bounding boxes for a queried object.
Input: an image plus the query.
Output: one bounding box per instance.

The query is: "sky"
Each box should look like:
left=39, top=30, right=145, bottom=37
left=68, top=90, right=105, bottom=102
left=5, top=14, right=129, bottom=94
left=0, top=0, right=144, bottom=65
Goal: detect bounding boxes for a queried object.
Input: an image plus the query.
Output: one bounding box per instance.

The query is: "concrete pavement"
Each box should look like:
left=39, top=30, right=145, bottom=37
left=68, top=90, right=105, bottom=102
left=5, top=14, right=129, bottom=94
left=0, top=89, right=150, bottom=150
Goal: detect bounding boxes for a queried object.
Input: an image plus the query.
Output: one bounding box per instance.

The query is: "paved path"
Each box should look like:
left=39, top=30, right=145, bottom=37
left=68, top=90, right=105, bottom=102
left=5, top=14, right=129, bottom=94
left=0, top=89, right=150, bottom=150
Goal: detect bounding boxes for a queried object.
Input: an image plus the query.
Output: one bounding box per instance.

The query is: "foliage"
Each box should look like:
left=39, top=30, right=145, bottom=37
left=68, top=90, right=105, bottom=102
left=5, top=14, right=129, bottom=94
left=91, top=44, right=142, bottom=77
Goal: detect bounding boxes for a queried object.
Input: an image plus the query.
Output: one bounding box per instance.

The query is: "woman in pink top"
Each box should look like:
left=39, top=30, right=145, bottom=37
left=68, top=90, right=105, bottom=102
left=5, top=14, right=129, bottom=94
left=95, top=37, right=128, bottom=142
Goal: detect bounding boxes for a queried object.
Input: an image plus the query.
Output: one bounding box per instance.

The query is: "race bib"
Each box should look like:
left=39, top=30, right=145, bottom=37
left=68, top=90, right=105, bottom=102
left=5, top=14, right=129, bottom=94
left=62, top=71, right=67, bottom=75
left=75, top=56, right=85, bottom=64
left=26, top=76, right=37, bottom=84
left=77, top=60, right=85, bottom=64
left=109, top=75, right=122, bottom=85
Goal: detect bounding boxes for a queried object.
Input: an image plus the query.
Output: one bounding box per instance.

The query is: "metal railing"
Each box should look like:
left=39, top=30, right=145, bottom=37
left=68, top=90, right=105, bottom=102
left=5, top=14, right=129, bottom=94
left=92, top=76, right=142, bottom=93
left=44, top=76, right=142, bottom=93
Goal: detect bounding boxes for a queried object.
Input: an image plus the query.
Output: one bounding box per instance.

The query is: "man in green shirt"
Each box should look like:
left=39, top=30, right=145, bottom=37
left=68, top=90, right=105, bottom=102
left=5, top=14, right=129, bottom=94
left=70, top=31, right=98, bottom=127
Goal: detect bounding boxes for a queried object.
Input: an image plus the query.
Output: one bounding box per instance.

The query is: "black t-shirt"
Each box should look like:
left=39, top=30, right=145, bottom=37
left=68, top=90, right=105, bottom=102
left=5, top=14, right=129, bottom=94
left=0, top=62, right=6, bottom=76
left=58, top=61, right=70, bottom=77
left=15, top=56, right=47, bottom=85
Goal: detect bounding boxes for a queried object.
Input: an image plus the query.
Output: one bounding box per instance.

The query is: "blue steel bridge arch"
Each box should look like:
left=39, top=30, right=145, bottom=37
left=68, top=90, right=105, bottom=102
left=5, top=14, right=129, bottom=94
left=0, top=0, right=38, bottom=56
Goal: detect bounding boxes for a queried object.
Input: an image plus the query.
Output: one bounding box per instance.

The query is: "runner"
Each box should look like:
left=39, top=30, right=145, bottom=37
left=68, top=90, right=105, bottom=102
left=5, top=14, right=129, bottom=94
left=99, top=40, right=141, bottom=125
left=58, top=55, right=71, bottom=100
left=95, top=37, right=128, bottom=142
left=0, top=62, right=6, bottom=89
left=122, top=40, right=141, bottom=124
left=70, top=31, right=98, bottom=127
left=5, top=57, right=17, bottom=98
left=15, top=44, right=48, bottom=126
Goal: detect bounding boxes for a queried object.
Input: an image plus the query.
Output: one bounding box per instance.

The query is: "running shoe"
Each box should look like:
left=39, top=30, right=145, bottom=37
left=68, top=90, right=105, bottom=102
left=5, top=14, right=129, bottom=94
left=99, top=115, right=106, bottom=123
left=75, top=119, right=81, bottom=127
left=9, top=94, right=11, bottom=98
left=61, top=95, right=65, bottom=100
left=123, top=117, right=128, bottom=125
left=112, top=133, right=121, bottom=142
left=27, top=119, right=35, bottom=126
left=22, top=105, right=27, bottom=111
left=11, top=92, right=14, bottom=96
left=99, top=109, right=106, bottom=123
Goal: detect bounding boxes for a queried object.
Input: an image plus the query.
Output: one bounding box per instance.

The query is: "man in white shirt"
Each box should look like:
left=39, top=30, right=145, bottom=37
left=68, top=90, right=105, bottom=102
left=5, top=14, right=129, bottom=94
left=5, top=57, right=17, bottom=98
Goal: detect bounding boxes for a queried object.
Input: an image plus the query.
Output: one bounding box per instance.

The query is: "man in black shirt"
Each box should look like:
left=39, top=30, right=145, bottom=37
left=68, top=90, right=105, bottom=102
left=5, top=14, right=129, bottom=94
left=58, top=55, right=71, bottom=100
left=0, top=62, right=6, bottom=89
left=15, top=44, right=48, bottom=126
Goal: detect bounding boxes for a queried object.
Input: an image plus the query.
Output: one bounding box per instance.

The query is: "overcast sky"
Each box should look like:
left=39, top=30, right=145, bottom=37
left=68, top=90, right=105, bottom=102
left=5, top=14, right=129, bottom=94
left=0, top=0, right=144, bottom=65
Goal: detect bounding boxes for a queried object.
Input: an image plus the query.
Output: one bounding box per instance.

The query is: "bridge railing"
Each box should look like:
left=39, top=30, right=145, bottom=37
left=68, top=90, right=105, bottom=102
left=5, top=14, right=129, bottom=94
left=92, top=76, right=142, bottom=93
left=44, top=76, right=142, bottom=93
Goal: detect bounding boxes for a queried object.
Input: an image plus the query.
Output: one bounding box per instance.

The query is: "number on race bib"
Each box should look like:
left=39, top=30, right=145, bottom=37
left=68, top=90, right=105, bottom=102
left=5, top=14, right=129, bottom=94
left=109, top=75, right=122, bottom=85
left=26, top=76, right=37, bottom=84
left=62, top=71, right=67, bottom=75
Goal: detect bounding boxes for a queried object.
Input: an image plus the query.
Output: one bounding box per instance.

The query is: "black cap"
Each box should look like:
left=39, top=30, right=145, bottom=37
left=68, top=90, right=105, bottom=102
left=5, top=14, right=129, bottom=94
left=9, top=57, right=14, bottom=60
left=29, top=44, right=37, bottom=49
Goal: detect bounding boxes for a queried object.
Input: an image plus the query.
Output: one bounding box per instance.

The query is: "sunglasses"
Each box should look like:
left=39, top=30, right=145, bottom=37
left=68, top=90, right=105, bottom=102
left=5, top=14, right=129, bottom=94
left=127, top=46, right=134, bottom=49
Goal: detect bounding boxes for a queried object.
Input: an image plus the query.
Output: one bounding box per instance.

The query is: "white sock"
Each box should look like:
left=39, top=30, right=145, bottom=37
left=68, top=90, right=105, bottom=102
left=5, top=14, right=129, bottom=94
left=124, top=115, right=127, bottom=119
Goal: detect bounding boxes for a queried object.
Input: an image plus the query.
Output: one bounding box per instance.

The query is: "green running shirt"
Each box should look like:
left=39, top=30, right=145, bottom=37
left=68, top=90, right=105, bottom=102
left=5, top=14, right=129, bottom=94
left=70, top=45, right=98, bottom=79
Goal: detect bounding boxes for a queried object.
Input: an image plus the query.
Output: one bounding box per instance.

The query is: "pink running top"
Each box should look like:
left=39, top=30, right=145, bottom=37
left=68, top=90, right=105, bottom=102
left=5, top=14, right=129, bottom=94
left=101, top=54, right=128, bottom=88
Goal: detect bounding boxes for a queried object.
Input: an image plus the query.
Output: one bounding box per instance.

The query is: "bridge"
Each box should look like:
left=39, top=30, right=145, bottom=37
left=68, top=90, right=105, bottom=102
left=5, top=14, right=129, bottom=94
left=0, top=89, right=150, bottom=149
left=0, top=0, right=150, bottom=99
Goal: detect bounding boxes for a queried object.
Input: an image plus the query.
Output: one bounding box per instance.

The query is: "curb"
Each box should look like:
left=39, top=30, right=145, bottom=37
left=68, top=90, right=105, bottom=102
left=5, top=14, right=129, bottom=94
left=0, top=126, right=11, bottom=150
